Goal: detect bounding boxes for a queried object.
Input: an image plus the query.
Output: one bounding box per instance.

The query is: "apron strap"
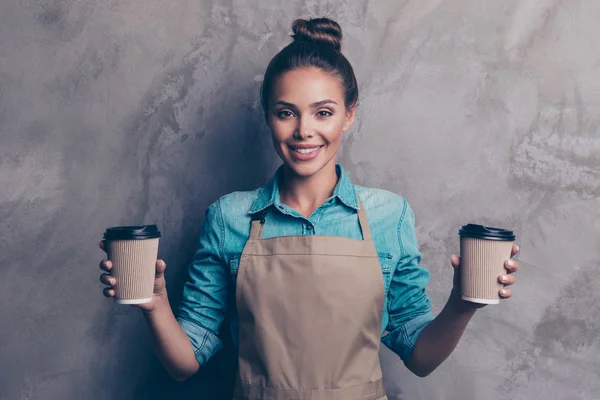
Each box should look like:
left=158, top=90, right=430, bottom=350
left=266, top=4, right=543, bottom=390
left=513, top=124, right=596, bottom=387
left=356, top=197, right=372, bottom=242
left=248, top=198, right=372, bottom=242
left=249, top=210, right=267, bottom=240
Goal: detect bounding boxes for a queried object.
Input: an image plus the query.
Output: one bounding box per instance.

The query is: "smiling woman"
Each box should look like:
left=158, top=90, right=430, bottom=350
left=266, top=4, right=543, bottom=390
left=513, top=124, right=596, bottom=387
left=98, top=16, right=519, bottom=400
left=268, top=67, right=353, bottom=178
left=260, top=18, right=358, bottom=182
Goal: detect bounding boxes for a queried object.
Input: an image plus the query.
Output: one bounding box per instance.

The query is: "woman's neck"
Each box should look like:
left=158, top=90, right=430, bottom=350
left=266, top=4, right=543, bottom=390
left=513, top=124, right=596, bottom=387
left=279, top=161, right=339, bottom=218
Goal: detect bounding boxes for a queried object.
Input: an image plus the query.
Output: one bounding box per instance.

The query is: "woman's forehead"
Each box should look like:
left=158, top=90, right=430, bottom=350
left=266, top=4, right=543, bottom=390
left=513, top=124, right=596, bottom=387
left=271, top=68, right=344, bottom=105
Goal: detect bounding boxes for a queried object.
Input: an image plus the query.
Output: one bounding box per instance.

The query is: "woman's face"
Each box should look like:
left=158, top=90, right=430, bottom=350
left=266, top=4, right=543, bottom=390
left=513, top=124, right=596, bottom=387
left=267, top=67, right=356, bottom=178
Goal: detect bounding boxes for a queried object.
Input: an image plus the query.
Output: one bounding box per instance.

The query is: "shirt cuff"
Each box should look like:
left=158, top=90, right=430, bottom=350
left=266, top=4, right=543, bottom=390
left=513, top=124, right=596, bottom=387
left=177, top=317, right=223, bottom=366
left=381, top=311, right=435, bottom=361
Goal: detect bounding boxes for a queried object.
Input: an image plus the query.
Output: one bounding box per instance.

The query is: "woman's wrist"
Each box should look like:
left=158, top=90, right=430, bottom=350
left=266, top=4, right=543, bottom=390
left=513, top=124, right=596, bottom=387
left=142, top=290, right=170, bottom=317
left=448, top=288, right=478, bottom=316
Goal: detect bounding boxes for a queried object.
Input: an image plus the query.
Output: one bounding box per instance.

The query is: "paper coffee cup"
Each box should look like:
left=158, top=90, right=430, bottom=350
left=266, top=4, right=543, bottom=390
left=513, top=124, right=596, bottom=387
left=103, top=225, right=161, bottom=304
left=458, top=224, right=515, bottom=304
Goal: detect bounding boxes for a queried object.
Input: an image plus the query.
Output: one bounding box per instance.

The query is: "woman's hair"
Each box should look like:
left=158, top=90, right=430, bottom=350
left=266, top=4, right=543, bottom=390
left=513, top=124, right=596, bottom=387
left=260, top=18, right=359, bottom=118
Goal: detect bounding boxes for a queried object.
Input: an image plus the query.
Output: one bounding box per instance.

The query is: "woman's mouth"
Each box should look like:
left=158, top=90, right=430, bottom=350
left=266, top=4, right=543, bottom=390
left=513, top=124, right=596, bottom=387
left=288, top=145, right=324, bottom=161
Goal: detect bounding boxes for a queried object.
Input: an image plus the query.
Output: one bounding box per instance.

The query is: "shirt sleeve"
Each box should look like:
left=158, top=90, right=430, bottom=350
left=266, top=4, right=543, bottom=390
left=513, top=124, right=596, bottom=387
left=176, top=199, right=229, bottom=366
left=381, top=199, right=435, bottom=361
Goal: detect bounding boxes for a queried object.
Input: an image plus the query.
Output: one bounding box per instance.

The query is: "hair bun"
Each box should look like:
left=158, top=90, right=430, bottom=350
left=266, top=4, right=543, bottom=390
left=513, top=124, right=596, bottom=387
left=292, top=18, right=343, bottom=52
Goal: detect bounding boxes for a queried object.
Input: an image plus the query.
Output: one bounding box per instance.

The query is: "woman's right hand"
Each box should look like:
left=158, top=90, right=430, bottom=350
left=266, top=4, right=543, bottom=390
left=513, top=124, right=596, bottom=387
left=98, top=240, right=168, bottom=313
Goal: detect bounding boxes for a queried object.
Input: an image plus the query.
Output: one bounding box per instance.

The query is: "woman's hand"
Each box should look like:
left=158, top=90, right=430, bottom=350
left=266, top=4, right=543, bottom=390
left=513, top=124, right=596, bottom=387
left=450, top=243, right=520, bottom=310
left=98, top=240, right=168, bottom=313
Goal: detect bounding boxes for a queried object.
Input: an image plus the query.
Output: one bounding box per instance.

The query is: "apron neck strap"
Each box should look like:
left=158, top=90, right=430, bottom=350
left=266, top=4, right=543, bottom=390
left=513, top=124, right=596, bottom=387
left=249, top=210, right=267, bottom=240
left=356, top=197, right=372, bottom=241
left=248, top=197, right=372, bottom=241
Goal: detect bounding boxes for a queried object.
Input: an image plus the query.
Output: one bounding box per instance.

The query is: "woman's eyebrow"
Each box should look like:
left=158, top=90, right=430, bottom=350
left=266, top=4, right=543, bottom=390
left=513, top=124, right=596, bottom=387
left=310, top=99, right=338, bottom=107
left=272, top=99, right=338, bottom=108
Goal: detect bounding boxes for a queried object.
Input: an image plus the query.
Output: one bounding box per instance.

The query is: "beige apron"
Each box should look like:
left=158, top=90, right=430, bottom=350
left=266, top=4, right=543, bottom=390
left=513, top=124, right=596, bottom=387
left=233, top=198, right=387, bottom=400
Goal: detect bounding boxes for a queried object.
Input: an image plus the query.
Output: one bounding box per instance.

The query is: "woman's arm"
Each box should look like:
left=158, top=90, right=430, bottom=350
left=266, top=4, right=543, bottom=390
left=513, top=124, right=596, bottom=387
left=100, top=256, right=199, bottom=380
left=100, top=253, right=201, bottom=381
left=382, top=198, right=519, bottom=376
left=99, top=200, right=230, bottom=382
left=142, top=289, right=200, bottom=381
left=403, top=290, right=475, bottom=377
left=405, top=248, right=519, bottom=377
left=144, top=199, right=232, bottom=381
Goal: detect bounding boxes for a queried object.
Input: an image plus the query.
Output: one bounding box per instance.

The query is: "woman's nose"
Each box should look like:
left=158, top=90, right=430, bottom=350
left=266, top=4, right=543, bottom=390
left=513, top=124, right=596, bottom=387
left=294, top=117, right=314, bottom=139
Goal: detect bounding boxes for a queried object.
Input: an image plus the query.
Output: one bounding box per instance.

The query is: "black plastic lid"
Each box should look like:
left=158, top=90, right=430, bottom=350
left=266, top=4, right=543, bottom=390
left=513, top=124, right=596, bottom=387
left=458, top=224, right=515, bottom=241
left=103, top=225, right=161, bottom=240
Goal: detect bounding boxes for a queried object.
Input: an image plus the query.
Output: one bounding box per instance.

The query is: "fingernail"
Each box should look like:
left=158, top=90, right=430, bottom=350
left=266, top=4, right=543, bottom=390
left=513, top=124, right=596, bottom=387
left=516, top=245, right=520, bottom=252
left=501, top=289, right=507, bottom=295
left=501, top=275, right=508, bottom=282
left=507, top=260, right=514, bottom=267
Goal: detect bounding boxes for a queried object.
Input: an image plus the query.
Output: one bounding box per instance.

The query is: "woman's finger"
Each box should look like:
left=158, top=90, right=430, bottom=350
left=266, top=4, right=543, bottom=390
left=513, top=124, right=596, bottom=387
left=99, top=273, right=115, bottom=286
left=504, top=259, right=518, bottom=273
left=499, top=287, right=512, bottom=298
left=99, top=240, right=106, bottom=253
left=99, top=259, right=112, bottom=272
left=499, top=274, right=516, bottom=286
left=450, top=254, right=460, bottom=269
left=510, top=243, right=519, bottom=258
left=156, top=259, right=167, bottom=276
left=103, top=287, right=115, bottom=298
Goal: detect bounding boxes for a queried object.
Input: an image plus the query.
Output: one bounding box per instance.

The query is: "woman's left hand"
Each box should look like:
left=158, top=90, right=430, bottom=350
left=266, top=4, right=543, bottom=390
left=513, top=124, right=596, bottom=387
left=450, top=243, right=520, bottom=310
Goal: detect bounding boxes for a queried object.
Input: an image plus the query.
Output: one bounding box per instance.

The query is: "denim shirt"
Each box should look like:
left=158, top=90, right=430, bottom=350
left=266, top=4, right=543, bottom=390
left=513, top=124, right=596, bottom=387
left=176, top=164, right=434, bottom=366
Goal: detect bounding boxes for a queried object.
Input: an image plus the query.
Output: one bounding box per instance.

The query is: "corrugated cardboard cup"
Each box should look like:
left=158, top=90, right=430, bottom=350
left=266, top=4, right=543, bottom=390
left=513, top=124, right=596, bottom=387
left=103, top=225, right=161, bottom=304
left=458, top=224, right=515, bottom=305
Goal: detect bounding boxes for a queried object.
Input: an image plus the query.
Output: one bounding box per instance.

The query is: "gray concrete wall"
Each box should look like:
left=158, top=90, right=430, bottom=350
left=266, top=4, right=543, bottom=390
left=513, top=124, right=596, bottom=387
left=1, top=1, right=599, bottom=399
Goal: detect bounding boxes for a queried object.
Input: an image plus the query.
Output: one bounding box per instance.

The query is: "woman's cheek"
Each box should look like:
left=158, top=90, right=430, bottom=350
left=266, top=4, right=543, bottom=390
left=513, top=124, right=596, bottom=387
left=270, top=122, right=290, bottom=142
left=324, top=120, right=345, bottom=141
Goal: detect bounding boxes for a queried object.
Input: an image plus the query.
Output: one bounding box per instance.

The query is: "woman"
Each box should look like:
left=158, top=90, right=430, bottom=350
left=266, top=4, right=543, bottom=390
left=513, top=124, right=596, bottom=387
left=99, top=17, right=519, bottom=399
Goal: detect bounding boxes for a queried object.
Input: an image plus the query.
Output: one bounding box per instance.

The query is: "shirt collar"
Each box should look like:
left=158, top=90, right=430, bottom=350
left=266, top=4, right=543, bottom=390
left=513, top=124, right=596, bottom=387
left=248, top=163, right=359, bottom=215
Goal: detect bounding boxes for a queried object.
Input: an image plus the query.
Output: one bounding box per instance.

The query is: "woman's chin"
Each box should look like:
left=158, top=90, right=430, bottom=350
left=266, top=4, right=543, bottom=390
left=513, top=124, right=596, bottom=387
left=283, top=162, right=313, bottom=177
left=282, top=157, right=334, bottom=178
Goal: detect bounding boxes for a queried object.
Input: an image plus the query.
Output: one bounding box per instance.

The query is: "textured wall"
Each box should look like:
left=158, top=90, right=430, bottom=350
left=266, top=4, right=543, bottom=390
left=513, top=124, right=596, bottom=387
left=1, top=1, right=599, bottom=399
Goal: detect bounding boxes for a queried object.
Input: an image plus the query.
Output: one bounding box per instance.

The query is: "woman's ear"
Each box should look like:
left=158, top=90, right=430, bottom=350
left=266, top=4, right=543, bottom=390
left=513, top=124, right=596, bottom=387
left=342, top=104, right=357, bottom=132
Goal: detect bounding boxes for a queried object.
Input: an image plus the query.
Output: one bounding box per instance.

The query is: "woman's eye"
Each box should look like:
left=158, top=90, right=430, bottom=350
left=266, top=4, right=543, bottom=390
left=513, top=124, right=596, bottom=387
left=317, top=110, right=332, bottom=117
left=277, top=110, right=294, bottom=119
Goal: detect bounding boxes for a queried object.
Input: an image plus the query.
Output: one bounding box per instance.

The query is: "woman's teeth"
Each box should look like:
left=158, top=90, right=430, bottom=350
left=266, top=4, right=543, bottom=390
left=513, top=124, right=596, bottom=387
left=293, top=146, right=321, bottom=154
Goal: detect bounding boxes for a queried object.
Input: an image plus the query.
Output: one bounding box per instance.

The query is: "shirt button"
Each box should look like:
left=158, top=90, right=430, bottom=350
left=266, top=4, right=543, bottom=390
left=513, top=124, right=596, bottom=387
left=306, top=224, right=313, bottom=230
